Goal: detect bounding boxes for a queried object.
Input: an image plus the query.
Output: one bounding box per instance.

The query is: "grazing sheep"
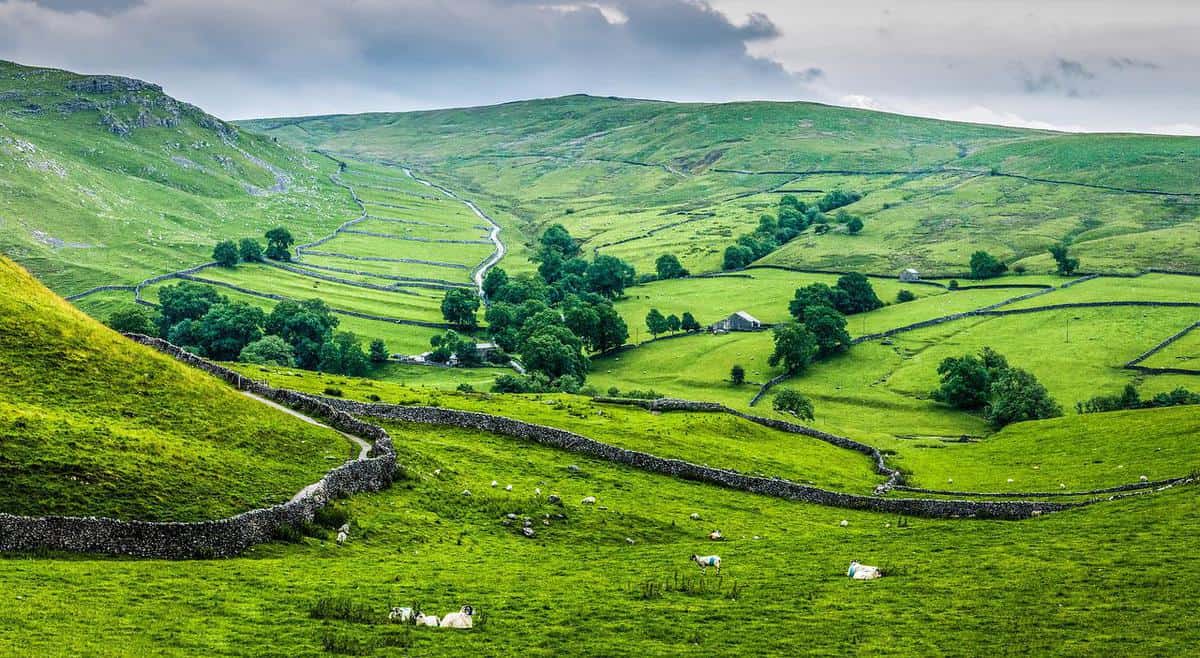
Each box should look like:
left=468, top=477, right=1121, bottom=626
left=626, top=537, right=635, bottom=545
left=1140, top=475, right=1149, bottom=482
left=461, top=489, right=472, bottom=496
left=440, top=606, right=474, bottom=629
left=389, top=607, right=413, bottom=623
left=708, top=530, right=723, bottom=541
left=504, top=484, right=513, bottom=491
left=581, top=496, right=597, bottom=505
left=847, top=561, right=882, bottom=580
left=491, top=480, right=498, bottom=488
left=535, top=487, right=542, bottom=496
left=336, top=531, right=348, bottom=546
left=690, top=554, right=721, bottom=574
left=1059, top=483, right=1067, bottom=489
left=416, top=613, right=440, bottom=627
left=337, top=523, right=350, bottom=535
left=689, top=512, right=701, bottom=521
left=433, top=469, right=442, bottom=476
left=839, top=520, right=849, bottom=527
left=1031, top=510, right=1043, bottom=517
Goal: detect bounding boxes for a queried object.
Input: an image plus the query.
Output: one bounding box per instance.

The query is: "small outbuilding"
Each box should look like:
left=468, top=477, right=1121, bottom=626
left=710, top=311, right=762, bottom=333
left=899, top=268, right=920, bottom=282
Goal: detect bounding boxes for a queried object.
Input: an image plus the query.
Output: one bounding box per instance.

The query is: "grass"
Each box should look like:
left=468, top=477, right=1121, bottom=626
left=0, top=256, right=349, bottom=521
left=2, top=413, right=1199, bottom=655
left=226, top=362, right=883, bottom=492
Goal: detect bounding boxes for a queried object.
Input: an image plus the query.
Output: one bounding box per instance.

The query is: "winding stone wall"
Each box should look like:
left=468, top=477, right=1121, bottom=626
left=319, top=397, right=1081, bottom=520
left=0, top=336, right=396, bottom=559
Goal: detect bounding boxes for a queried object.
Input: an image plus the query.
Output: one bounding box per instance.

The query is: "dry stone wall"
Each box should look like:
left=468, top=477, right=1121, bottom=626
left=0, top=335, right=396, bottom=559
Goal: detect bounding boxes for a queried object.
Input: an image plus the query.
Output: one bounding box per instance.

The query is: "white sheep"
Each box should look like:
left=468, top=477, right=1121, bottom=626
left=839, top=520, right=849, bottom=527
left=1140, top=475, right=1149, bottom=482
left=689, top=512, right=701, bottom=521
left=338, top=523, right=350, bottom=535
left=389, top=607, right=413, bottom=623
left=491, top=480, right=498, bottom=488
left=336, top=531, right=348, bottom=545
left=847, top=561, right=882, bottom=580
left=461, top=489, right=472, bottom=496
left=416, top=613, right=440, bottom=627
left=535, top=487, right=542, bottom=496
left=581, top=496, right=596, bottom=505
left=504, top=484, right=513, bottom=491
left=708, top=530, right=724, bottom=541
left=691, top=554, right=721, bottom=574
left=440, top=605, right=474, bottom=628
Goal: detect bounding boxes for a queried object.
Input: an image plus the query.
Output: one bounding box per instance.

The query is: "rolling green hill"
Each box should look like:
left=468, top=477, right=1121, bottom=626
left=0, top=60, right=357, bottom=295
left=0, top=255, right=351, bottom=521
left=248, top=94, right=1200, bottom=277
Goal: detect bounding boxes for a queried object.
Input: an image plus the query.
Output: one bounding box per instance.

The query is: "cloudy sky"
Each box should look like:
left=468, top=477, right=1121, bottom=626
left=0, top=0, right=1196, bottom=134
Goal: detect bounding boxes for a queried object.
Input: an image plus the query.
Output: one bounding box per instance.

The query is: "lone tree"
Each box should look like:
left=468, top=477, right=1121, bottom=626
left=369, top=339, right=389, bottom=363
left=1048, top=243, right=1080, bottom=276
left=730, top=364, right=746, bottom=385
left=655, top=254, right=688, bottom=280
left=264, top=227, right=294, bottom=261
left=239, top=238, right=264, bottom=263
left=835, top=273, right=883, bottom=314
left=768, top=321, right=819, bottom=374
left=846, top=216, right=864, bottom=234
left=969, top=250, right=1008, bottom=279
left=896, top=289, right=916, bottom=303
left=645, top=308, right=668, bottom=338
left=441, top=289, right=481, bottom=328
left=212, top=240, right=239, bottom=267
left=773, top=388, right=815, bottom=421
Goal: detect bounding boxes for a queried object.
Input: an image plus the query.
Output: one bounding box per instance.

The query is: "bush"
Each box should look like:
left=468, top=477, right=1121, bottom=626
left=212, top=240, right=239, bottom=267
left=969, top=251, right=1008, bottom=280
left=106, top=306, right=159, bottom=335
left=456, top=383, right=475, bottom=393
left=324, top=387, right=344, bottom=397
left=607, top=386, right=620, bottom=397
left=896, top=289, right=916, bottom=303
left=948, top=279, right=959, bottom=290
left=773, top=388, right=815, bottom=421
left=730, top=364, right=746, bottom=385
left=624, top=389, right=663, bottom=400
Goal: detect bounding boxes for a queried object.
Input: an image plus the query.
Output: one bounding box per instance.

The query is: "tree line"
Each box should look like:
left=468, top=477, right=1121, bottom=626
left=106, top=282, right=387, bottom=376
left=722, top=190, right=863, bottom=271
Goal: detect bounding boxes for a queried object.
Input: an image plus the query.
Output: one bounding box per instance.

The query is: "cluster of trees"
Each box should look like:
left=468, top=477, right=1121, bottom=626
left=1076, top=384, right=1200, bottom=414
left=1049, top=243, right=1079, bottom=276
left=645, top=309, right=701, bottom=339
left=722, top=192, right=860, bottom=271
left=211, top=227, right=294, bottom=267
left=106, top=282, right=384, bottom=375
left=968, top=243, right=1080, bottom=280
left=769, top=273, right=883, bottom=375
left=427, top=329, right=490, bottom=366
left=931, top=347, right=1061, bottom=427
left=477, top=224, right=633, bottom=391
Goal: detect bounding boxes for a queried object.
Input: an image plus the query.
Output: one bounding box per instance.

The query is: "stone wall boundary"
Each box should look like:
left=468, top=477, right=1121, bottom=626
left=0, top=335, right=397, bottom=559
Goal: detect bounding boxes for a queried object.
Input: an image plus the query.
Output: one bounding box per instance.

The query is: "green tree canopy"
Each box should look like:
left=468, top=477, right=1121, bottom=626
left=645, top=308, right=668, bottom=338
left=238, top=238, right=264, bottom=263
left=318, top=332, right=370, bottom=376
left=969, top=250, right=1008, bottom=279
left=158, top=282, right=225, bottom=334
left=986, top=368, right=1062, bottom=427
left=441, top=288, right=481, bottom=327
left=768, top=321, right=819, bottom=374
left=369, top=339, right=389, bottom=363
left=238, top=335, right=295, bottom=366
left=835, top=273, right=883, bottom=314
left=264, top=227, right=294, bottom=261
left=212, top=240, right=239, bottom=267
left=585, top=255, right=635, bottom=299
left=266, top=298, right=339, bottom=369
left=655, top=254, right=688, bottom=280
left=802, top=304, right=851, bottom=357
left=105, top=306, right=158, bottom=335
left=1049, top=243, right=1080, bottom=276
left=539, top=224, right=580, bottom=259
left=773, top=388, right=815, bottom=421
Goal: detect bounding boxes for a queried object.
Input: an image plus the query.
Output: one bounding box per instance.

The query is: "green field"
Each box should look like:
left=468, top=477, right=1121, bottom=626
left=0, top=256, right=350, bottom=521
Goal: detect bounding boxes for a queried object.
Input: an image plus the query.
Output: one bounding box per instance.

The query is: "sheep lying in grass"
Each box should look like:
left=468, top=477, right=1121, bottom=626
left=440, top=605, right=474, bottom=628
left=691, top=554, right=721, bottom=575
left=847, top=561, right=882, bottom=580
left=581, top=496, right=596, bottom=505
left=415, top=613, right=440, bottom=627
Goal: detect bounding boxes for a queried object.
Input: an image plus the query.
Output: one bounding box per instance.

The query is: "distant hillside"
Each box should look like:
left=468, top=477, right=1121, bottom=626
left=0, top=60, right=356, bottom=296
left=248, top=95, right=1200, bottom=275
left=0, top=255, right=348, bottom=521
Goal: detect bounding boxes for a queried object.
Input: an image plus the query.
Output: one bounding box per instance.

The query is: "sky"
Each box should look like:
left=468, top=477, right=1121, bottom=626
left=0, top=0, right=1196, bottom=134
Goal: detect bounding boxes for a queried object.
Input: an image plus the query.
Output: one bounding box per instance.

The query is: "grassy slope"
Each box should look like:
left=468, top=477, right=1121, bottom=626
left=0, top=60, right=358, bottom=295
left=247, top=95, right=1200, bottom=278
left=4, top=411, right=1197, bottom=655
left=0, top=256, right=349, bottom=521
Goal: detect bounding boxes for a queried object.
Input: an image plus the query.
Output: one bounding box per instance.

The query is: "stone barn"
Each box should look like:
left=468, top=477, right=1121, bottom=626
left=899, top=268, right=920, bottom=282
left=710, top=311, right=762, bottom=333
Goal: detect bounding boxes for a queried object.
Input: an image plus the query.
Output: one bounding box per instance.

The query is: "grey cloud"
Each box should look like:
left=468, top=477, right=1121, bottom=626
left=1017, top=59, right=1096, bottom=97
left=0, top=0, right=812, bottom=117
left=1108, top=57, right=1161, bottom=71
left=797, top=67, right=824, bottom=83
left=31, top=0, right=140, bottom=13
